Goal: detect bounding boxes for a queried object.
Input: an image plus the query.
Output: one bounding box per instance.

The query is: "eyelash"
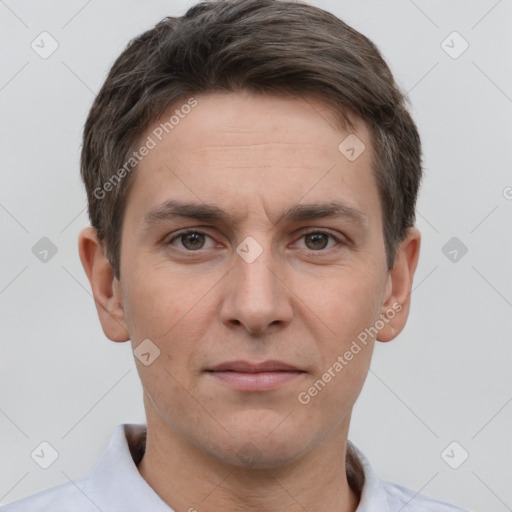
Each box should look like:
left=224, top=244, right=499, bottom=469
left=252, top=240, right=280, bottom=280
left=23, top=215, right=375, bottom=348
left=166, top=228, right=346, bottom=253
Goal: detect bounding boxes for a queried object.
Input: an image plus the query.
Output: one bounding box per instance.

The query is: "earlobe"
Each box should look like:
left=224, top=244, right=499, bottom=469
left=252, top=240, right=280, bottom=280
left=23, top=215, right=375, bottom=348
left=78, top=227, right=130, bottom=343
left=377, top=227, right=421, bottom=343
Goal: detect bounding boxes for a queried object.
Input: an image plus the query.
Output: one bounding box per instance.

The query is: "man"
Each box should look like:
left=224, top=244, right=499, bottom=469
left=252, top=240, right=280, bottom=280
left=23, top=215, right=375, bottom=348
left=1, top=0, right=468, bottom=510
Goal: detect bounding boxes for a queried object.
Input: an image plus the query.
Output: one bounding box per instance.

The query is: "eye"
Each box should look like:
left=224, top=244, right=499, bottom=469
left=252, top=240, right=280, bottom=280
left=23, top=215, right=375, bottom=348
left=295, top=231, right=341, bottom=251
left=166, top=229, right=343, bottom=253
left=168, top=230, right=216, bottom=251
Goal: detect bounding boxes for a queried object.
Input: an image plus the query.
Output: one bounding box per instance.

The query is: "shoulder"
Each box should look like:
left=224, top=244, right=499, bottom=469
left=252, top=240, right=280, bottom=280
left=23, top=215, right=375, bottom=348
left=380, top=480, right=470, bottom=512
left=0, top=475, right=98, bottom=512
left=346, top=441, right=469, bottom=512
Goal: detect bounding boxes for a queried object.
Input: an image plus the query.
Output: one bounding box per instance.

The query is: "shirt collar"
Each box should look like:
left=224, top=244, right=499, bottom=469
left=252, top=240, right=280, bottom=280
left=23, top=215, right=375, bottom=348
left=87, top=423, right=386, bottom=511
left=87, top=424, right=171, bottom=511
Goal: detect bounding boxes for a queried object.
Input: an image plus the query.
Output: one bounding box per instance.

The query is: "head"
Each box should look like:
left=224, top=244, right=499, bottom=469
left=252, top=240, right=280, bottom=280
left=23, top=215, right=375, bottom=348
left=79, top=0, right=421, bottom=469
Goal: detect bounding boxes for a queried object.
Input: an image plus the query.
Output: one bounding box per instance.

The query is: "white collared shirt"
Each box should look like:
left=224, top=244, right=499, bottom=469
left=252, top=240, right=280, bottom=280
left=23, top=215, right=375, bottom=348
left=0, top=424, right=468, bottom=511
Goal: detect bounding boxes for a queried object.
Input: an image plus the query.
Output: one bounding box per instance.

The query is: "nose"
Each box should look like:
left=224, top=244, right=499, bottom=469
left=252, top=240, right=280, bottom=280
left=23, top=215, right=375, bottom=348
left=219, top=240, right=293, bottom=336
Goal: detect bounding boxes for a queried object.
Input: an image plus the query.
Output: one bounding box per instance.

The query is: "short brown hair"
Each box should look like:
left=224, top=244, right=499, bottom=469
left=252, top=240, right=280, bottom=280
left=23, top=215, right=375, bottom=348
left=81, top=0, right=422, bottom=280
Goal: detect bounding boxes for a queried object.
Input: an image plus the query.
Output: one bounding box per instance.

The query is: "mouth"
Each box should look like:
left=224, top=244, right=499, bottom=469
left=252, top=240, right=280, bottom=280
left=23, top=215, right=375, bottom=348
left=206, top=360, right=306, bottom=391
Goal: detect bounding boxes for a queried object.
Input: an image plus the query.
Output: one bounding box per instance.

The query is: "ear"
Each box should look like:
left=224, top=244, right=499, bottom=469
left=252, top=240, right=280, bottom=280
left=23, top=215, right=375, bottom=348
left=377, top=227, right=421, bottom=342
left=78, top=227, right=130, bottom=342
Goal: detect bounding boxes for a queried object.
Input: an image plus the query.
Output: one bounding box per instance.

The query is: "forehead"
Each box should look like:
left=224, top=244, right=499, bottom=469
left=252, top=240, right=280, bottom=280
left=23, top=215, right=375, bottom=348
left=165, top=91, right=362, bottom=157
left=124, top=91, right=379, bottom=226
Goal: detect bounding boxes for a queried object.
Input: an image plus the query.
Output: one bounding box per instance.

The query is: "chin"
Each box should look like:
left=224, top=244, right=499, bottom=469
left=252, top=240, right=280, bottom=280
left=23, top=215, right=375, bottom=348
left=206, top=423, right=315, bottom=470
left=219, top=441, right=307, bottom=470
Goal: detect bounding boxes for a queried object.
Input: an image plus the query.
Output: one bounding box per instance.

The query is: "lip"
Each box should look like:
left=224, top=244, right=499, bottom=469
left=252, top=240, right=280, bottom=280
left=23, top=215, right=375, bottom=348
left=208, top=360, right=302, bottom=372
left=206, top=360, right=306, bottom=392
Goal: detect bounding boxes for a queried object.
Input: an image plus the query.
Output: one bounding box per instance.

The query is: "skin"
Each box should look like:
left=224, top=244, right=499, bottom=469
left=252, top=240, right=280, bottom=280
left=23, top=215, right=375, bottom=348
left=79, top=90, right=420, bottom=512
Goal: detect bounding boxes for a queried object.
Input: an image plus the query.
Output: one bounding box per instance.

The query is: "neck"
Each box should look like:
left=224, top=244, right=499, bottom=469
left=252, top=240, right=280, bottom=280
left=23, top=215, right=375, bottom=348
left=137, top=414, right=361, bottom=512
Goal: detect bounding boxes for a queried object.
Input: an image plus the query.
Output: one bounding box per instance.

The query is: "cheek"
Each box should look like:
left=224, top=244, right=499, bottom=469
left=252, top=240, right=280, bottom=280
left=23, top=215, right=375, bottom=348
left=122, top=257, right=218, bottom=341
left=141, top=360, right=207, bottom=431
left=296, top=346, right=373, bottom=443
left=123, top=271, right=222, bottom=404
left=297, top=268, right=382, bottom=405
left=299, top=267, right=383, bottom=340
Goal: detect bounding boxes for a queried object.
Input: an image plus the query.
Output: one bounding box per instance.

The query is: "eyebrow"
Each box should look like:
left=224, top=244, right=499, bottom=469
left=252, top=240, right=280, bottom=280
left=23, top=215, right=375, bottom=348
left=142, top=199, right=368, bottom=229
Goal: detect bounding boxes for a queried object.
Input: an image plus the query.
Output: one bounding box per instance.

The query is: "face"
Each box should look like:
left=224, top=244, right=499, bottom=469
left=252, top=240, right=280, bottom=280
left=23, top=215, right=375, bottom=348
left=87, top=91, right=413, bottom=468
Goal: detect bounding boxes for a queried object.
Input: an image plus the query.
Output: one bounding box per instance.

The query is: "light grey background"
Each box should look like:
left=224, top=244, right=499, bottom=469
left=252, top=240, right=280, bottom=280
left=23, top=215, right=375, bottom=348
left=1, top=1, right=511, bottom=510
